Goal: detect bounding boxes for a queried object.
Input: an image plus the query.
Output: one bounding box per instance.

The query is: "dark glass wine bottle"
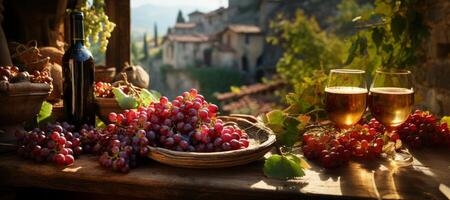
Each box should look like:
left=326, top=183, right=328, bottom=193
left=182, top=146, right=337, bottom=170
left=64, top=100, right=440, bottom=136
left=62, top=11, right=95, bottom=127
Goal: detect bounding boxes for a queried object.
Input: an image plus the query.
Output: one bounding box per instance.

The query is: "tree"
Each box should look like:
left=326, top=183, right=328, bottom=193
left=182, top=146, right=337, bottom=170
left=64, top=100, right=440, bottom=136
left=154, top=22, right=158, bottom=47
left=142, top=32, right=149, bottom=60
left=176, top=10, right=185, bottom=23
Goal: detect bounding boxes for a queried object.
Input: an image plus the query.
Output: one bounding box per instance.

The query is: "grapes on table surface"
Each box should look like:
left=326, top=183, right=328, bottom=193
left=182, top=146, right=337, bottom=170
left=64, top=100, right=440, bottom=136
left=397, top=110, right=450, bottom=148
left=16, top=122, right=81, bottom=166
left=302, top=124, right=385, bottom=169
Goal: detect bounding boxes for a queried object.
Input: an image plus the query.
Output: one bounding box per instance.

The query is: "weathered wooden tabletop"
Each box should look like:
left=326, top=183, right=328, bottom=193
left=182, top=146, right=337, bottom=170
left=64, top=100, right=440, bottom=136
left=0, top=149, right=448, bottom=200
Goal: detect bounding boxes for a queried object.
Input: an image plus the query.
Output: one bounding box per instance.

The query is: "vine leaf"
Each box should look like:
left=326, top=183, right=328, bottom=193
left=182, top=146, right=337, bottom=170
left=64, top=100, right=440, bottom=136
left=263, top=154, right=305, bottom=179
left=441, top=116, right=450, bottom=125
left=297, top=114, right=311, bottom=130
left=345, top=36, right=360, bottom=64
left=279, top=117, right=301, bottom=147
left=358, top=36, right=368, bottom=55
left=37, top=101, right=53, bottom=124
left=371, top=27, right=384, bottom=49
left=391, top=14, right=406, bottom=41
left=266, top=110, right=285, bottom=125
left=139, top=89, right=160, bottom=107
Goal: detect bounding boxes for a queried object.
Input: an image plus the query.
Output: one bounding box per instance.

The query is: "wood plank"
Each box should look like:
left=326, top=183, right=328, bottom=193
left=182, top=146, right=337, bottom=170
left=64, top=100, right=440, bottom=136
left=0, top=148, right=448, bottom=200
left=105, top=0, right=130, bottom=71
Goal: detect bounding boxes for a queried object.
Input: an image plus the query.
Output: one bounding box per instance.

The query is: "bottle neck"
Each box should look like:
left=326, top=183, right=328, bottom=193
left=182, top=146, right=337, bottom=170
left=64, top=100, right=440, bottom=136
left=70, top=17, right=85, bottom=46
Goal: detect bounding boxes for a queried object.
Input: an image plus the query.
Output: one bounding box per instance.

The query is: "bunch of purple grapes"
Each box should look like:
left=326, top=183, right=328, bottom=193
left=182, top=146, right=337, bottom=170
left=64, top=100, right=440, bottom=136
left=93, top=88, right=250, bottom=172
left=16, top=122, right=82, bottom=166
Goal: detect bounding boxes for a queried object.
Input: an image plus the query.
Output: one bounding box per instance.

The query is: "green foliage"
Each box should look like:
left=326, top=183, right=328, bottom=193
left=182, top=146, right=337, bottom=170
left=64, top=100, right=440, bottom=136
left=37, top=101, right=53, bottom=124
left=112, top=88, right=159, bottom=109
left=346, top=0, right=429, bottom=69
left=441, top=116, right=450, bottom=126
left=185, top=67, right=244, bottom=103
left=267, top=10, right=347, bottom=114
left=263, top=154, right=306, bottom=179
left=331, top=0, right=373, bottom=37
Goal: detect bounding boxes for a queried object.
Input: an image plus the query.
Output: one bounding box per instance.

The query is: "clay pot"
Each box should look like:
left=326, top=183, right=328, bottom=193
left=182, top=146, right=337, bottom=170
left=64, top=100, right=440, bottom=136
left=95, top=97, right=124, bottom=123
left=47, top=63, right=63, bottom=102
left=0, top=82, right=51, bottom=144
left=95, top=65, right=116, bottom=83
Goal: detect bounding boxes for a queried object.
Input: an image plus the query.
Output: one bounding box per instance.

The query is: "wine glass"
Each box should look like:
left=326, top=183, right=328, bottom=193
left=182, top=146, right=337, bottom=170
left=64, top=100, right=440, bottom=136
left=325, top=69, right=368, bottom=129
left=369, top=69, right=414, bottom=164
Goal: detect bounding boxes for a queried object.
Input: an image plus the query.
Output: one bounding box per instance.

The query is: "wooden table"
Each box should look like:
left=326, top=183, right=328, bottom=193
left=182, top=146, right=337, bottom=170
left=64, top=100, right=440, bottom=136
left=0, top=149, right=449, bottom=200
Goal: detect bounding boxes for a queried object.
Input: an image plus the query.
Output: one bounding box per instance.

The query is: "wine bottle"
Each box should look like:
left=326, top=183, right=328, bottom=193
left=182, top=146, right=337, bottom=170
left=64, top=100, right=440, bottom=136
left=62, top=11, right=95, bottom=127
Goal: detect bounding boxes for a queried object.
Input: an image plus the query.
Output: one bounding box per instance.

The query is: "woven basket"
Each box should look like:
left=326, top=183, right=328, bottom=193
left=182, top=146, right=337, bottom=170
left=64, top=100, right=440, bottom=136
left=148, top=114, right=276, bottom=168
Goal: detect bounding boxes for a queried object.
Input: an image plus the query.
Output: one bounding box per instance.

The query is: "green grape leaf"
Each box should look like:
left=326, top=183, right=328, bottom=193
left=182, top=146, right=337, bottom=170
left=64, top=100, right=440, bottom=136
left=266, top=110, right=285, bottom=126
left=391, top=14, right=406, bottom=41
left=285, top=153, right=310, bottom=169
left=37, top=101, right=53, bottom=124
left=139, top=89, right=159, bottom=107
left=441, top=116, right=450, bottom=125
left=277, top=117, right=301, bottom=147
left=345, top=37, right=359, bottom=64
left=112, top=88, right=138, bottom=109
left=372, top=27, right=384, bottom=49
left=96, top=116, right=106, bottom=129
left=358, top=36, right=368, bottom=55
left=263, top=154, right=305, bottom=179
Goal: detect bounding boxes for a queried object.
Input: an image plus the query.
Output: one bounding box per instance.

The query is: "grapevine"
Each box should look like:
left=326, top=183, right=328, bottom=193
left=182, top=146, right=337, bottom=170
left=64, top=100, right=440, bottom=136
left=72, top=0, right=116, bottom=52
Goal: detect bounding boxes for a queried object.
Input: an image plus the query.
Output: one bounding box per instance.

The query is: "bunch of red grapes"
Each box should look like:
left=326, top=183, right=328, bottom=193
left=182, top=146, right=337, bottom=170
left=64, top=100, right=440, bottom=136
left=397, top=110, right=450, bottom=148
left=94, top=81, right=131, bottom=98
left=94, top=82, right=114, bottom=98
left=29, top=70, right=53, bottom=84
left=15, top=122, right=83, bottom=166
left=84, top=89, right=249, bottom=172
left=302, top=124, right=386, bottom=169
left=1, top=66, right=32, bottom=83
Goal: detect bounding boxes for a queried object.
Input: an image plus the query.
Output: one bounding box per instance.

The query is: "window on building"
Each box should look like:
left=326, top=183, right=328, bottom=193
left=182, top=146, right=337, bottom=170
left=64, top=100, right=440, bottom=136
left=245, top=34, right=250, bottom=45
left=227, top=34, right=231, bottom=46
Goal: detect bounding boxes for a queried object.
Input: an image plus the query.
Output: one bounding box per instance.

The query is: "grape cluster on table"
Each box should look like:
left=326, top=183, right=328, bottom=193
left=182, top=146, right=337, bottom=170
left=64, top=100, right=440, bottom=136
left=16, top=89, right=250, bottom=173
left=302, top=122, right=386, bottom=169
left=302, top=109, right=450, bottom=169
left=397, top=110, right=450, bottom=148
left=15, top=122, right=83, bottom=166
left=93, top=89, right=250, bottom=172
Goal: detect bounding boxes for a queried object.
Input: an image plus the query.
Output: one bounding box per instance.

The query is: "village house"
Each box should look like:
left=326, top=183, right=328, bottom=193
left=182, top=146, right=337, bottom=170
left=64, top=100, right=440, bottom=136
left=213, top=24, right=263, bottom=72
left=162, top=0, right=278, bottom=79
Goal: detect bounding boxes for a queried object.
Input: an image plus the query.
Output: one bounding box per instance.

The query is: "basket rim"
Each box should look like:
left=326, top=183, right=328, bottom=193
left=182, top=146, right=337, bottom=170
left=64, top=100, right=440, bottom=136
left=148, top=115, right=276, bottom=158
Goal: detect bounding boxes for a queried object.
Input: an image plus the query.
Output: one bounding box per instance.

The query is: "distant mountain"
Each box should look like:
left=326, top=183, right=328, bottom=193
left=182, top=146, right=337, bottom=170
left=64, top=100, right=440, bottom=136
left=131, top=4, right=204, bottom=39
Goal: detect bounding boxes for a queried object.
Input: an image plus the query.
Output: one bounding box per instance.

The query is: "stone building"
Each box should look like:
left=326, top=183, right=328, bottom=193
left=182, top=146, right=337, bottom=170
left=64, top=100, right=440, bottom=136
left=415, top=0, right=450, bottom=115
left=214, top=24, right=264, bottom=72
left=162, top=34, right=212, bottom=69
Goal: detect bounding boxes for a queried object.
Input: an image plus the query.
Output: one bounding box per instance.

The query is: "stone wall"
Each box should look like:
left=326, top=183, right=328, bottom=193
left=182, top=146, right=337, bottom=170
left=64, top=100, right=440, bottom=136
left=415, top=0, right=450, bottom=116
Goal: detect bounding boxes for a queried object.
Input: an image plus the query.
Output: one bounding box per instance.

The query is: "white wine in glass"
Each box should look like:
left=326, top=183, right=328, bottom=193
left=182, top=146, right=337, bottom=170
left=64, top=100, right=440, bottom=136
left=325, top=69, right=367, bottom=129
left=369, top=69, right=414, bottom=164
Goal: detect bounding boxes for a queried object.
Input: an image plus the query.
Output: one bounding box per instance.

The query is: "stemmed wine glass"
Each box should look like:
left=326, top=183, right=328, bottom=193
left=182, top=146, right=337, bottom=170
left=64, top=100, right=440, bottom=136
left=369, top=69, right=414, bottom=163
left=325, top=69, right=368, bottom=129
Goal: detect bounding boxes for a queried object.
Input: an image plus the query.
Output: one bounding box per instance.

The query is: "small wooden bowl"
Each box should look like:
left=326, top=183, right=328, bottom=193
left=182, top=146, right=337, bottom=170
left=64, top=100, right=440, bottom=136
left=148, top=115, right=276, bottom=168
left=95, top=97, right=123, bottom=123
left=0, top=82, right=51, bottom=144
left=95, top=66, right=116, bottom=83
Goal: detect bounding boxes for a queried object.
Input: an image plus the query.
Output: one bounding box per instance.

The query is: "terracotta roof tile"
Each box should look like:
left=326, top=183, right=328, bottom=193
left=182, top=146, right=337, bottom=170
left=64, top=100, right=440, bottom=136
left=228, top=24, right=262, bottom=34
left=174, top=23, right=196, bottom=29
left=167, top=34, right=210, bottom=43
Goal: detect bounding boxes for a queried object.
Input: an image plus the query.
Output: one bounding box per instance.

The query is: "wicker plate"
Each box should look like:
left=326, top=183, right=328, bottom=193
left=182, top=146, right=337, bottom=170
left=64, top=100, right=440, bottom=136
left=147, top=114, right=276, bottom=168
